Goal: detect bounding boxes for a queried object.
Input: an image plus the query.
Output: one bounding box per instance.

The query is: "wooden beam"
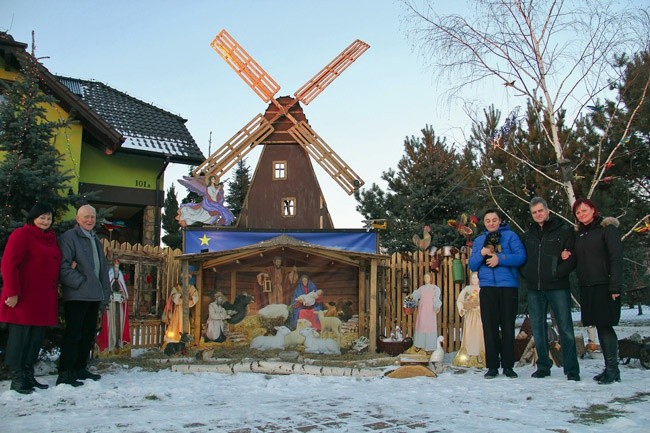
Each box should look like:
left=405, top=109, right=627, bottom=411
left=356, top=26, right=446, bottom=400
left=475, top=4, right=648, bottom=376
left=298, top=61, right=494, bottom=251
left=193, top=265, right=203, bottom=342
left=181, top=259, right=190, bottom=335
left=369, top=259, right=378, bottom=353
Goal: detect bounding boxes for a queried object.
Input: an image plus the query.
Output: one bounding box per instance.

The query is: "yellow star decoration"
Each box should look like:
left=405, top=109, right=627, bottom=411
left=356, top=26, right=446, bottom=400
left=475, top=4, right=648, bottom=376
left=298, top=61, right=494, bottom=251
left=199, top=234, right=210, bottom=246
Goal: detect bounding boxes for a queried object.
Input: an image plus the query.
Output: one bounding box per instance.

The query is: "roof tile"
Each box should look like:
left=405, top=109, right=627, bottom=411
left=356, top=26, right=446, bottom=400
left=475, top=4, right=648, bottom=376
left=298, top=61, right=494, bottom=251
left=56, top=76, right=205, bottom=164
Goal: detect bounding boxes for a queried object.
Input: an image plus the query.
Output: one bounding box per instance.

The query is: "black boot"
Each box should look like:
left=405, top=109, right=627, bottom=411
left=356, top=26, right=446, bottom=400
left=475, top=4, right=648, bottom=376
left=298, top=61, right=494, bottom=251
left=56, top=370, right=83, bottom=387
left=10, top=370, right=35, bottom=395
left=593, top=368, right=607, bottom=382
left=25, top=365, right=49, bottom=390
left=598, top=328, right=621, bottom=385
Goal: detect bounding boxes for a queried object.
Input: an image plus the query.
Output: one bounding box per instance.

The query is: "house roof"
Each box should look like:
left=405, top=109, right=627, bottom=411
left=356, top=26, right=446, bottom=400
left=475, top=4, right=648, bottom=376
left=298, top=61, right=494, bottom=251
left=56, top=76, right=205, bottom=165
left=0, top=33, right=123, bottom=153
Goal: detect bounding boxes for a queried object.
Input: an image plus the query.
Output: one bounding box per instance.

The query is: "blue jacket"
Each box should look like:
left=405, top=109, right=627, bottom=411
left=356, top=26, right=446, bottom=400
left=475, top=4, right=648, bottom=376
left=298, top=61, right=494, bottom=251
left=59, top=225, right=111, bottom=305
left=468, top=223, right=526, bottom=288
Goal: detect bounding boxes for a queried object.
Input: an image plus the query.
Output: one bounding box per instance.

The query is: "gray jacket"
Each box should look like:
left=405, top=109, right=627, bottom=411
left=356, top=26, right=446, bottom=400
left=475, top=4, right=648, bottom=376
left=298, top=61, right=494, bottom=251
left=59, top=225, right=111, bottom=305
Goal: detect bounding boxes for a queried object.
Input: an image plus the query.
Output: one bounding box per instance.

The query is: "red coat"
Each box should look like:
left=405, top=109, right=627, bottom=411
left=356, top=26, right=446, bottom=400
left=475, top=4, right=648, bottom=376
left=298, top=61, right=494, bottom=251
left=0, top=224, right=61, bottom=326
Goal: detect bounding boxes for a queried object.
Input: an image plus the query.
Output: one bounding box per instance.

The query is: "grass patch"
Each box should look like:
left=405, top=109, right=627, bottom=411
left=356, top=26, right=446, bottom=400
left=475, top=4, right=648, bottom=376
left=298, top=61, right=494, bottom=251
left=569, top=403, right=628, bottom=424
left=568, top=391, right=650, bottom=425
left=611, top=391, right=650, bottom=404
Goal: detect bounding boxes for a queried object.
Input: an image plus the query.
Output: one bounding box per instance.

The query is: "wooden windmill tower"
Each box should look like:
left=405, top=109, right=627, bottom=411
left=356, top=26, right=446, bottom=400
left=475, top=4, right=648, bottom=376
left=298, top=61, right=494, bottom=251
left=193, top=29, right=369, bottom=229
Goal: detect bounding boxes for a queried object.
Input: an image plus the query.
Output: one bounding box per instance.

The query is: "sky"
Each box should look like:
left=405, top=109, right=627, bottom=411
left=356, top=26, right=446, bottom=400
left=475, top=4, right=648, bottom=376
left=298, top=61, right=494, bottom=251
left=2, top=313, right=650, bottom=433
left=0, top=0, right=482, bottom=229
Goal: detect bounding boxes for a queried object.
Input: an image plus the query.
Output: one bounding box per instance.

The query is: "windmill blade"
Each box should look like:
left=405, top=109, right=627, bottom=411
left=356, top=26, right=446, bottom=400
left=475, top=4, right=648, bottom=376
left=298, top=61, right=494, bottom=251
left=288, top=121, right=364, bottom=195
left=294, top=39, right=370, bottom=105
left=192, top=114, right=273, bottom=178
left=210, top=29, right=281, bottom=103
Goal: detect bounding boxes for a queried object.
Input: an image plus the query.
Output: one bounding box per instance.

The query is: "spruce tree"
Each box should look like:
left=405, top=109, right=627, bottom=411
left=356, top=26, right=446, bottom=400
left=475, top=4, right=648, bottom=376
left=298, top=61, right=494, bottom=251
left=226, top=158, right=251, bottom=219
left=161, top=184, right=182, bottom=250
left=0, top=41, right=82, bottom=253
left=355, top=125, right=477, bottom=253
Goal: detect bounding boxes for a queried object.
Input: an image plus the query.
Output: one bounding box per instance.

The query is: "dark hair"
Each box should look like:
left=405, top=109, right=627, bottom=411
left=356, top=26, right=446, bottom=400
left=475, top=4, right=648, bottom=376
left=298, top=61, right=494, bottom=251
left=572, top=197, right=599, bottom=223
left=482, top=209, right=502, bottom=220
left=26, top=202, right=54, bottom=225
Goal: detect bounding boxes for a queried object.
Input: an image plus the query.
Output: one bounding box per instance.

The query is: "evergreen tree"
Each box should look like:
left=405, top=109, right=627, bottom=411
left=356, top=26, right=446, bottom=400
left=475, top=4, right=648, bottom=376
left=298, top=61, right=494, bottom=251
left=469, top=103, right=578, bottom=231
left=0, top=42, right=83, bottom=253
left=355, top=125, right=478, bottom=253
left=161, top=183, right=182, bottom=250
left=181, top=167, right=201, bottom=205
left=226, top=159, right=251, bottom=219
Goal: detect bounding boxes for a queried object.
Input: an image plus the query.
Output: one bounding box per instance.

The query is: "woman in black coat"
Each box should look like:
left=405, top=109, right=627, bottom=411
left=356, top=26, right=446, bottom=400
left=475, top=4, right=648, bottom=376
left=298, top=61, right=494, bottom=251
left=569, top=198, right=623, bottom=384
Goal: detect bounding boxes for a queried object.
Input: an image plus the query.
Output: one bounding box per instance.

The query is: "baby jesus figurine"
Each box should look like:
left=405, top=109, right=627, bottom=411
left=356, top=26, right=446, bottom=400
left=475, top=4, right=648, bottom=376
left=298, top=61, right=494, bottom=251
left=296, top=289, right=323, bottom=306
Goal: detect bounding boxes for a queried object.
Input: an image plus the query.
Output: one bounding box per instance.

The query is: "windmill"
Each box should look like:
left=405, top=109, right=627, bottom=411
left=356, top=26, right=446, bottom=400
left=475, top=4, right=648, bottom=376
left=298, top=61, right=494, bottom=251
left=194, top=29, right=369, bottom=229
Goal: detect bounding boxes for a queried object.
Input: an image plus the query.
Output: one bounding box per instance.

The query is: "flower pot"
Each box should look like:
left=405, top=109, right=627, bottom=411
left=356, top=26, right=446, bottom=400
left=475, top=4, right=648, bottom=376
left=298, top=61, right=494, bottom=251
left=403, top=307, right=414, bottom=315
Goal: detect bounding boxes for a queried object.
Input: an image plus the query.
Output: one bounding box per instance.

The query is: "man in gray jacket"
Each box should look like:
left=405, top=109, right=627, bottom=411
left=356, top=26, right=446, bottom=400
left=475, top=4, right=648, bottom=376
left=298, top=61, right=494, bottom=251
left=57, top=205, right=110, bottom=387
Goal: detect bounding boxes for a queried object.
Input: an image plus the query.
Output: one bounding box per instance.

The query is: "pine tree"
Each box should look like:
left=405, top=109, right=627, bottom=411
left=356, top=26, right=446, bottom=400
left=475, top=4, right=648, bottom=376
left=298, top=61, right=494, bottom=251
left=0, top=40, right=83, bottom=253
left=226, top=159, right=251, bottom=219
left=355, top=125, right=478, bottom=253
left=161, top=184, right=182, bottom=250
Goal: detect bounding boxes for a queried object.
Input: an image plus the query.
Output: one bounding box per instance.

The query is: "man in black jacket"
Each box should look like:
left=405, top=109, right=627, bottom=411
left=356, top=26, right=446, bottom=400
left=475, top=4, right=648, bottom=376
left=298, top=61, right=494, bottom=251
left=522, top=197, right=580, bottom=381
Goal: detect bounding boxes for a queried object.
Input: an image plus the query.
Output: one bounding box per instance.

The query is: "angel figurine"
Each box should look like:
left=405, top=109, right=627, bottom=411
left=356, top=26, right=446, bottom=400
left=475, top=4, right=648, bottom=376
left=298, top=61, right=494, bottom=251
left=176, top=175, right=235, bottom=227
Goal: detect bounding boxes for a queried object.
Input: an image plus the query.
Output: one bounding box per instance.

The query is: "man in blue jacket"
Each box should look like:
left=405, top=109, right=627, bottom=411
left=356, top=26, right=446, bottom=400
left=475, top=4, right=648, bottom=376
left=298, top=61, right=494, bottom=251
left=469, top=209, right=526, bottom=379
left=522, top=197, right=580, bottom=381
left=57, top=205, right=111, bottom=387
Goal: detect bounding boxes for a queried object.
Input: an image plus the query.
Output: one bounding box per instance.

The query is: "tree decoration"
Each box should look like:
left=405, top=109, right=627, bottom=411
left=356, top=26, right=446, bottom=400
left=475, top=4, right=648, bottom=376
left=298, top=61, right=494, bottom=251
left=447, top=213, right=479, bottom=246
left=412, top=225, right=431, bottom=250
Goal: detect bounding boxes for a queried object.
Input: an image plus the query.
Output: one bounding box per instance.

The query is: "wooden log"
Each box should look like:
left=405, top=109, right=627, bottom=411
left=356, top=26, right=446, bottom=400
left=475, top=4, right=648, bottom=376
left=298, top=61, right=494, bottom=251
left=170, top=361, right=384, bottom=377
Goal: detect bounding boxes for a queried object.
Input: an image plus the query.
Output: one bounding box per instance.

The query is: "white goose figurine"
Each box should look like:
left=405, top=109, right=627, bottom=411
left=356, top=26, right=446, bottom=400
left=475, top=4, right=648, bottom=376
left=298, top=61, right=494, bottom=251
left=430, top=336, right=445, bottom=370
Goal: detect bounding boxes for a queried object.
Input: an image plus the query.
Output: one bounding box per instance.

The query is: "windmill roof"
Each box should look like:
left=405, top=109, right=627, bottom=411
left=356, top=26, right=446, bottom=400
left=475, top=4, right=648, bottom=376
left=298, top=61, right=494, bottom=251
left=56, top=76, right=205, bottom=165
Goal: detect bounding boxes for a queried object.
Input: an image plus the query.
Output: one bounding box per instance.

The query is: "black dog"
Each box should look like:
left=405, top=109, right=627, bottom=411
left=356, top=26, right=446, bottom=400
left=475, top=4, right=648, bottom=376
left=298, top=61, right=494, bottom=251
left=483, top=231, right=502, bottom=262
left=164, top=332, right=191, bottom=356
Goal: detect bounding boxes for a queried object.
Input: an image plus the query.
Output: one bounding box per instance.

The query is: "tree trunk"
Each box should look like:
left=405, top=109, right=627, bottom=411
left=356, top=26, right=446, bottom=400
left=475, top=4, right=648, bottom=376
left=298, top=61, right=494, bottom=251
left=170, top=361, right=383, bottom=377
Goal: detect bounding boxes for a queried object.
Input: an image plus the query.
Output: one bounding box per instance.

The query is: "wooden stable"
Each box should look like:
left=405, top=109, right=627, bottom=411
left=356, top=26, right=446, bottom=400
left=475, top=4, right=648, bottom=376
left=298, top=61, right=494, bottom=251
left=101, top=238, right=471, bottom=354
left=176, top=235, right=384, bottom=351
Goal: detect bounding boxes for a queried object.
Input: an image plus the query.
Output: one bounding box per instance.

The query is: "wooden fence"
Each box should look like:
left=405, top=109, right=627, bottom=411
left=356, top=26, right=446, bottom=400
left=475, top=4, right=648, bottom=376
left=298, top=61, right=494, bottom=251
left=101, top=239, right=470, bottom=352
left=379, top=250, right=470, bottom=353
left=100, top=240, right=182, bottom=349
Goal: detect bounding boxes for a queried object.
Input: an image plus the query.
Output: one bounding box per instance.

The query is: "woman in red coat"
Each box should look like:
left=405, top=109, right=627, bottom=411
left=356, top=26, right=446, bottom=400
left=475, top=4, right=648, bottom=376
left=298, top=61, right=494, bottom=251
left=0, top=202, right=61, bottom=394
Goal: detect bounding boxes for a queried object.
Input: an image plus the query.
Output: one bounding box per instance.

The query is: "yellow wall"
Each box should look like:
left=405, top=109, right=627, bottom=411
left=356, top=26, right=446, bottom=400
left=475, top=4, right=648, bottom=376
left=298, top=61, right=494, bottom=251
left=80, top=145, right=161, bottom=189
left=0, top=66, right=163, bottom=222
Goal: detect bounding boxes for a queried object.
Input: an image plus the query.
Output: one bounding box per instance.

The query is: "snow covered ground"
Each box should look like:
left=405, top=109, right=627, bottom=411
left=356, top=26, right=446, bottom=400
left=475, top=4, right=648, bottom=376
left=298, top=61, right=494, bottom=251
left=2, top=311, right=649, bottom=433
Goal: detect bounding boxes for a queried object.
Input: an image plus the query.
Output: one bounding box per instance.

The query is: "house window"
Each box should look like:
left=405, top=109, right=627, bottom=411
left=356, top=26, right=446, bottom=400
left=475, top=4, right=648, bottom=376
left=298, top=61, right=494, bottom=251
left=273, top=161, right=287, bottom=180
left=282, top=197, right=296, bottom=217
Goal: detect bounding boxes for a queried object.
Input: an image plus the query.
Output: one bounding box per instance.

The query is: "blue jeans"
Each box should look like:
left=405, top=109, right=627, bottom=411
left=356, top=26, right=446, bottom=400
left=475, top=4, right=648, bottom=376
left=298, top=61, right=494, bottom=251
left=527, top=288, right=580, bottom=376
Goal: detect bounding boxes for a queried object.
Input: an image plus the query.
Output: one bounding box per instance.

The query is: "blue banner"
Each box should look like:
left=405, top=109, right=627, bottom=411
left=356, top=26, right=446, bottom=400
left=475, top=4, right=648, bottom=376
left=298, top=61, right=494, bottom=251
left=184, top=229, right=378, bottom=255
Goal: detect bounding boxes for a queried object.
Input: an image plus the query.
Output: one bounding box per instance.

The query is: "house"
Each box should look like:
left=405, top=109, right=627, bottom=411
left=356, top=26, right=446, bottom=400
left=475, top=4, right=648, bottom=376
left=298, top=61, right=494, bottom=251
left=0, top=32, right=205, bottom=245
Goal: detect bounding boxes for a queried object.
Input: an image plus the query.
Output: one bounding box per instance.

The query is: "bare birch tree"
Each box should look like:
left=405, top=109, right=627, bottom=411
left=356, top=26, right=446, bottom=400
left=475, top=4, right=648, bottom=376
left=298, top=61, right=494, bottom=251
left=400, top=0, right=649, bottom=212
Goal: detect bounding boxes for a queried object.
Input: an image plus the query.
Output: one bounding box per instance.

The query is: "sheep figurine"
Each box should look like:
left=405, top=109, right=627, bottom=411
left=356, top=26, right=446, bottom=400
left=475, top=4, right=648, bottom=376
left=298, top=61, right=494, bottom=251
left=250, top=325, right=291, bottom=351
left=284, top=318, right=311, bottom=348
left=299, top=327, right=341, bottom=355
left=316, top=310, right=341, bottom=345
left=258, top=304, right=289, bottom=321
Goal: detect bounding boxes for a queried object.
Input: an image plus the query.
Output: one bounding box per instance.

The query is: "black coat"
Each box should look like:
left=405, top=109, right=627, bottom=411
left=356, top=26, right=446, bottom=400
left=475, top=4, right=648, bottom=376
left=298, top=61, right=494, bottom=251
left=521, top=215, right=576, bottom=291
left=574, top=216, right=623, bottom=293
left=574, top=216, right=623, bottom=326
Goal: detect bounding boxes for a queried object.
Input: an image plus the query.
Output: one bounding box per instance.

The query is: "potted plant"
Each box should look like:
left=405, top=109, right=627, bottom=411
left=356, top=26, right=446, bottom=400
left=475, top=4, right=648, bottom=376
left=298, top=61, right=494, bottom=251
left=402, top=294, right=417, bottom=315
